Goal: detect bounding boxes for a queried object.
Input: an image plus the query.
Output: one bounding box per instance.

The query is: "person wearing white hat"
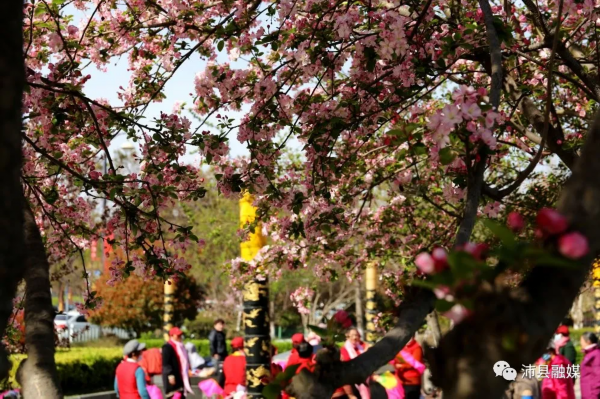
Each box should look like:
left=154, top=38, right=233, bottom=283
left=114, top=339, right=150, bottom=399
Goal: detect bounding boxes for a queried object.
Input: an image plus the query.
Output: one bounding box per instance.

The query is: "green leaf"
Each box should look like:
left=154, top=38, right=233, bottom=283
left=533, top=254, right=581, bottom=269
left=307, top=325, right=329, bottom=337
left=412, top=143, right=427, bottom=155
left=483, top=219, right=516, bottom=250
left=439, top=147, right=456, bottom=165
left=34, top=5, right=47, bottom=16
left=263, top=383, right=283, bottom=399
left=435, top=299, right=454, bottom=313
left=410, top=279, right=438, bottom=291
left=263, top=363, right=301, bottom=399
left=45, top=188, right=59, bottom=205
left=217, top=41, right=224, bottom=52
left=447, top=251, right=478, bottom=278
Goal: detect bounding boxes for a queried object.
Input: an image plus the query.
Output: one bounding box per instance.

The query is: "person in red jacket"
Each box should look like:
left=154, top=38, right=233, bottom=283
left=537, top=345, right=575, bottom=399
left=285, top=333, right=305, bottom=370
left=138, top=347, right=162, bottom=383
left=114, top=339, right=150, bottom=399
left=282, top=342, right=315, bottom=399
left=223, top=337, right=247, bottom=398
left=294, top=342, right=315, bottom=374
left=395, top=337, right=423, bottom=399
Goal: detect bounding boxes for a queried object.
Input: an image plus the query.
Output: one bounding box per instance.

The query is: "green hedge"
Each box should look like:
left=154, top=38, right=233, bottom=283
left=139, top=338, right=293, bottom=357
left=58, top=357, right=121, bottom=395
left=8, top=349, right=122, bottom=396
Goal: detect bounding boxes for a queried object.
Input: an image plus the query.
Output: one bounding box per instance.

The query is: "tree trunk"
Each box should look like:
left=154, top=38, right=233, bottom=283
left=571, top=293, right=584, bottom=330
left=269, top=294, right=276, bottom=338
left=425, top=311, right=442, bottom=347
left=0, top=0, right=25, bottom=381
left=16, top=204, right=62, bottom=398
left=355, top=281, right=364, bottom=337
left=236, top=303, right=242, bottom=332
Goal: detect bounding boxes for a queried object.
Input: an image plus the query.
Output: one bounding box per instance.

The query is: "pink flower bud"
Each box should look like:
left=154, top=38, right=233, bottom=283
left=558, top=232, right=589, bottom=259
left=507, top=212, right=525, bottom=232
left=431, top=247, right=448, bottom=272
left=462, top=242, right=489, bottom=261
left=334, top=310, right=350, bottom=325
left=536, top=208, right=568, bottom=235
left=443, top=304, right=471, bottom=324
left=433, top=285, right=454, bottom=301
left=415, top=253, right=435, bottom=274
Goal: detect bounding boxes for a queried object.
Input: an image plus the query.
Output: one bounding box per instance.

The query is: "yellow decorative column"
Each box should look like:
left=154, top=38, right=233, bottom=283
left=240, top=193, right=270, bottom=398
left=365, top=263, right=378, bottom=344
left=594, top=260, right=600, bottom=333
left=163, top=279, right=174, bottom=341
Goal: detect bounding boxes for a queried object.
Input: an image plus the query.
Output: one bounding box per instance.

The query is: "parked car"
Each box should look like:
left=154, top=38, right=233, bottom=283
left=54, top=312, right=91, bottom=341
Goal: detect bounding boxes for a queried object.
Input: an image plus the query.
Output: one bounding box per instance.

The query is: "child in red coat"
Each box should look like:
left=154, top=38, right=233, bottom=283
left=223, top=337, right=246, bottom=398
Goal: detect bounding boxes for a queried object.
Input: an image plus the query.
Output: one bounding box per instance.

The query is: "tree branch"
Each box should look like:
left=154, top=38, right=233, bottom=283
left=455, top=0, right=503, bottom=246
left=288, top=289, right=435, bottom=399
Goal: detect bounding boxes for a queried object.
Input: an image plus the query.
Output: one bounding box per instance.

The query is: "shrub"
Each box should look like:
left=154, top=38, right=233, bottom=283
left=3, top=340, right=293, bottom=395
left=7, top=348, right=122, bottom=395
left=138, top=338, right=293, bottom=357
left=184, top=314, right=219, bottom=338
left=89, top=274, right=205, bottom=336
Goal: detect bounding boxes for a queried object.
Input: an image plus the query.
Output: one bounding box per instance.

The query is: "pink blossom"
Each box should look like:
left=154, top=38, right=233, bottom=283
left=431, top=247, right=448, bottom=272
left=462, top=102, right=481, bottom=120
left=443, top=304, right=471, bottom=324
left=229, top=48, right=241, bottom=61
left=433, top=285, right=454, bottom=301
left=483, top=201, right=501, bottom=218
left=484, top=111, right=499, bottom=128
left=290, top=287, right=314, bottom=315
left=67, top=25, right=79, bottom=36
left=507, top=212, right=525, bottom=232
left=536, top=208, right=568, bottom=235
left=558, top=232, right=589, bottom=259
left=441, top=104, right=462, bottom=126
left=89, top=170, right=102, bottom=180
left=462, top=242, right=489, bottom=260
left=480, top=130, right=497, bottom=149
left=415, top=252, right=435, bottom=274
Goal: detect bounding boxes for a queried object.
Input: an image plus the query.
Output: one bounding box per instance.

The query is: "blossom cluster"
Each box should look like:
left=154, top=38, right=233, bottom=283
left=414, top=208, right=589, bottom=324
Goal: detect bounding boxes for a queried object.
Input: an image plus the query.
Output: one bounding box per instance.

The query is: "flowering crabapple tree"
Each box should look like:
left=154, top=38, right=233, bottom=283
left=1, top=0, right=600, bottom=396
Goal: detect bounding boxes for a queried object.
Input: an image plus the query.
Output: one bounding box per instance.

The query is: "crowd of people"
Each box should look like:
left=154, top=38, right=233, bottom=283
left=502, top=325, right=600, bottom=399
left=112, top=321, right=600, bottom=399
left=112, top=321, right=428, bottom=399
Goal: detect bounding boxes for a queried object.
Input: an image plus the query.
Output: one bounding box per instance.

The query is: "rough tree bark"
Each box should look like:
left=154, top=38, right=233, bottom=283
left=0, top=0, right=26, bottom=381
left=570, top=294, right=584, bottom=330
left=425, top=311, right=442, bottom=347
left=16, top=204, right=62, bottom=399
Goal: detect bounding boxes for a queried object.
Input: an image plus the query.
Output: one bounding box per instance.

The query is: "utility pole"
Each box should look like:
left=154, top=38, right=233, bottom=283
left=163, top=280, right=175, bottom=341
left=240, top=192, right=269, bottom=398
left=365, top=263, right=377, bottom=344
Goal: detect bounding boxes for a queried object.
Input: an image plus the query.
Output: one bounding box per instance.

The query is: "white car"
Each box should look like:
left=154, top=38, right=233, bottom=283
left=54, top=312, right=91, bottom=341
